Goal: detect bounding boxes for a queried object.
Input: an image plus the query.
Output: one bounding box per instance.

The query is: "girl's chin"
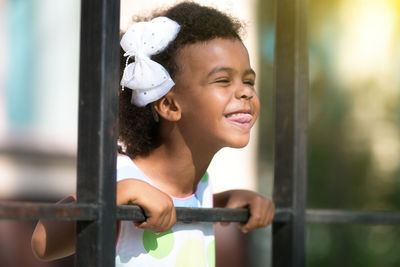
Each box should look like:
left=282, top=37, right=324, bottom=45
left=227, top=137, right=250, bottom=148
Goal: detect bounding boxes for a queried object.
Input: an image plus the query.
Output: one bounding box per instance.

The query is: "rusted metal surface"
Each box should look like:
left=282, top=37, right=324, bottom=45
left=0, top=201, right=97, bottom=220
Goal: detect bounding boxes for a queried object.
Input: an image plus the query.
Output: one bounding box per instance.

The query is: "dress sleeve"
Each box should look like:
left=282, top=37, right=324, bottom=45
left=116, top=155, right=151, bottom=183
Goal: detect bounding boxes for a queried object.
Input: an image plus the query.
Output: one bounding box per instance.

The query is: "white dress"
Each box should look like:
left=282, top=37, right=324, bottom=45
left=115, top=155, right=215, bottom=267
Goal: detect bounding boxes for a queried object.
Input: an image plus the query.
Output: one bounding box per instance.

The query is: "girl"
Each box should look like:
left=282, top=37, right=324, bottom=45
left=32, top=2, right=275, bottom=266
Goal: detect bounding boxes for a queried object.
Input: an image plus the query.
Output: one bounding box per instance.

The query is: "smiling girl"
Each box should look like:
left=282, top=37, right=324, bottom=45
left=32, top=2, right=274, bottom=266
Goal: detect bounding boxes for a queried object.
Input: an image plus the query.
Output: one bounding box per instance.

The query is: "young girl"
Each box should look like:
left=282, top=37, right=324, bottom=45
left=32, top=2, right=275, bottom=266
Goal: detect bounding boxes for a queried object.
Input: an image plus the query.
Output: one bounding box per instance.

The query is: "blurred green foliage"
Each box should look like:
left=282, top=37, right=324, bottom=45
left=257, top=0, right=400, bottom=266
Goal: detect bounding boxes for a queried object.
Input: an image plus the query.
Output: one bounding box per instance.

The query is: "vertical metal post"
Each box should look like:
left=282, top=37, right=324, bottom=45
left=272, top=0, right=308, bottom=266
left=76, top=0, right=120, bottom=266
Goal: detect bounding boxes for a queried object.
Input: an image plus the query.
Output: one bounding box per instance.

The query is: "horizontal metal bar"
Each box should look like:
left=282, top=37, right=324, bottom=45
left=0, top=201, right=98, bottom=221
left=0, top=201, right=291, bottom=223
left=306, top=209, right=400, bottom=225
left=117, top=206, right=292, bottom=223
left=4, top=202, right=398, bottom=225
left=117, top=206, right=250, bottom=222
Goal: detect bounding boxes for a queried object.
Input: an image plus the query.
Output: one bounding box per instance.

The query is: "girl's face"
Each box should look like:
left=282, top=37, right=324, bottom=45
left=173, top=38, right=260, bottom=150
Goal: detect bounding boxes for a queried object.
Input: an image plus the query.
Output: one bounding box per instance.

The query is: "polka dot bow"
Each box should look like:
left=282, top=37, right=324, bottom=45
left=120, top=17, right=181, bottom=107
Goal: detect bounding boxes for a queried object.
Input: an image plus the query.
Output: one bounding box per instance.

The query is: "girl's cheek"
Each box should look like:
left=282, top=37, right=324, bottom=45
left=253, top=95, right=260, bottom=110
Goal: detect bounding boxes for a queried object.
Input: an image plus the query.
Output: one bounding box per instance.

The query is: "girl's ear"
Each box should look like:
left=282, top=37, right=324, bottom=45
left=153, top=92, right=181, bottom=122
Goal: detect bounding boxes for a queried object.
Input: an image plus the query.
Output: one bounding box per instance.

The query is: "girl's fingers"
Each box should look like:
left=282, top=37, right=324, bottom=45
left=137, top=218, right=166, bottom=233
left=241, top=212, right=263, bottom=232
left=155, top=203, right=175, bottom=231
left=134, top=213, right=166, bottom=232
left=157, top=211, right=172, bottom=233
left=167, top=209, right=176, bottom=230
left=170, top=207, right=177, bottom=226
left=241, top=201, right=275, bottom=232
left=138, top=204, right=176, bottom=233
left=155, top=212, right=173, bottom=233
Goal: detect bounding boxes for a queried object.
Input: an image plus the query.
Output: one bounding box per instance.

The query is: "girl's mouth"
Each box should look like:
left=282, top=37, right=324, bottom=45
left=225, top=112, right=253, bottom=130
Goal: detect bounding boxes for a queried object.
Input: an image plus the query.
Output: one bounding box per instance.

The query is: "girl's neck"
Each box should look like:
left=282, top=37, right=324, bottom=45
left=133, top=139, right=215, bottom=198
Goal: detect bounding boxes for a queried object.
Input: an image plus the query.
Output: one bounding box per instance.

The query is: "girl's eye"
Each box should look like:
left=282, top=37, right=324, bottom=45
left=244, top=80, right=255, bottom=86
left=214, top=79, right=231, bottom=86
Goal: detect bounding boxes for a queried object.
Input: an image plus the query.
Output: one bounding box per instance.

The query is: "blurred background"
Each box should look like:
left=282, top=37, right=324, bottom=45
left=305, top=0, right=400, bottom=266
left=0, top=0, right=399, bottom=266
left=257, top=0, right=400, bottom=266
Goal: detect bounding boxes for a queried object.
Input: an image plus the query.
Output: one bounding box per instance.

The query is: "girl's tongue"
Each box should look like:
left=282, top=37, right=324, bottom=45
left=225, top=113, right=253, bottom=129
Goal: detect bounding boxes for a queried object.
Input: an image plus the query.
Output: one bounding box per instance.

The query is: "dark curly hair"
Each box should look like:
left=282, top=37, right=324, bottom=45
left=119, top=1, right=244, bottom=158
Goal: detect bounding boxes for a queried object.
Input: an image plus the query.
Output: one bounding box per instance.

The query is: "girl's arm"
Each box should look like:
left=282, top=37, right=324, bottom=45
left=31, top=179, right=176, bottom=261
left=117, top=179, right=176, bottom=233
left=213, top=190, right=275, bottom=233
left=31, top=194, right=77, bottom=261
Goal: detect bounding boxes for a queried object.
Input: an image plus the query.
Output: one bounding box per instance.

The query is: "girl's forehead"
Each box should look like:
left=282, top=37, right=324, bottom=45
left=180, top=38, right=246, bottom=54
left=175, top=38, right=250, bottom=72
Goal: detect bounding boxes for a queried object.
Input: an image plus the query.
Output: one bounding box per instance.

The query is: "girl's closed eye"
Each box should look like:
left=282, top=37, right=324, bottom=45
left=243, top=79, right=256, bottom=88
left=214, top=78, right=231, bottom=85
left=216, top=78, right=230, bottom=83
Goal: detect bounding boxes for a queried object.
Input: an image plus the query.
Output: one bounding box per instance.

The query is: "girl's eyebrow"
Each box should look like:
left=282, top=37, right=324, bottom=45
left=207, top=67, right=256, bottom=78
left=244, top=68, right=256, bottom=77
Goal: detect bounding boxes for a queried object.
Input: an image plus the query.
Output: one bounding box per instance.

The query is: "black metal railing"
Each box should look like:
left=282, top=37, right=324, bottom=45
left=272, top=0, right=308, bottom=266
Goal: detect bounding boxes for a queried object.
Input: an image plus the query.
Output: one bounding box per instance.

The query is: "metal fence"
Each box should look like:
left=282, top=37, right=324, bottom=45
left=1, top=0, right=400, bottom=267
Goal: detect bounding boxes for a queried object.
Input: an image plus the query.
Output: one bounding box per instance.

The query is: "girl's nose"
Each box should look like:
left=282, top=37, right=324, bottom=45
left=235, top=83, right=255, bottom=101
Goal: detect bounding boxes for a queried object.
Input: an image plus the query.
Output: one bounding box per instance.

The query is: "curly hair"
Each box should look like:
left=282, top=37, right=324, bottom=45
left=119, top=1, right=244, bottom=158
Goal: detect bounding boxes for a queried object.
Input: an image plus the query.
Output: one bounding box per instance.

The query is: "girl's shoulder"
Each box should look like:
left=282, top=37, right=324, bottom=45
left=116, top=154, right=151, bottom=183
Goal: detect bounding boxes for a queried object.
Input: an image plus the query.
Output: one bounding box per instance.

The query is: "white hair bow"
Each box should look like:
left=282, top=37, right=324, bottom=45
left=120, top=17, right=180, bottom=107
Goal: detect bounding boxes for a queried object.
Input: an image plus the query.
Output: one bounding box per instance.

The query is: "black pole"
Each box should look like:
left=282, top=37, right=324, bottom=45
left=76, top=0, right=120, bottom=266
left=272, top=0, right=308, bottom=266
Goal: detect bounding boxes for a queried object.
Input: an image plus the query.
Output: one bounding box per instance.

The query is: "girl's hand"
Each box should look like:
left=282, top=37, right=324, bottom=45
left=117, top=179, right=176, bottom=233
left=213, top=190, right=275, bottom=233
